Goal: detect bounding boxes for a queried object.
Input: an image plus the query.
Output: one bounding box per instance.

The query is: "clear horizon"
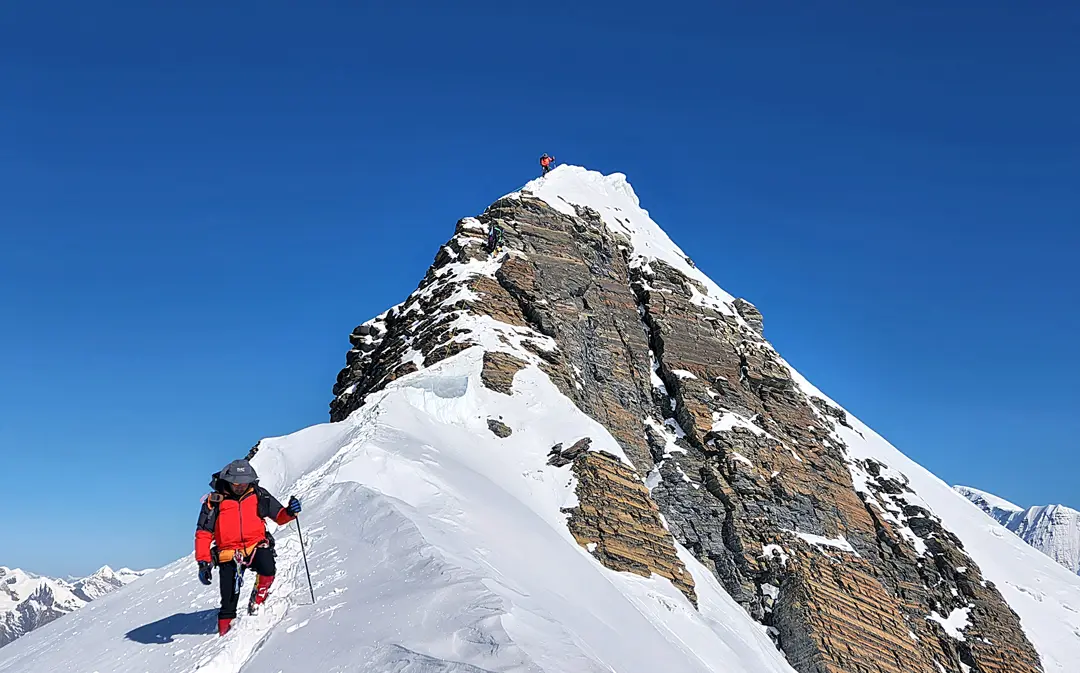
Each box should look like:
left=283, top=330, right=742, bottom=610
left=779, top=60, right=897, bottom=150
left=2, top=2, right=1077, bottom=577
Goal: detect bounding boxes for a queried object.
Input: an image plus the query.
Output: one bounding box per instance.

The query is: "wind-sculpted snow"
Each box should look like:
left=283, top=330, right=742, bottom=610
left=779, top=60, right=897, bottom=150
left=0, top=350, right=796, bottom=673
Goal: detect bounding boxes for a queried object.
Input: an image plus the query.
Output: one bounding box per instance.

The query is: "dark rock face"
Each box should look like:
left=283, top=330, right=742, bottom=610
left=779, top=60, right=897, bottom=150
left=329, top=190, right=1044, bottom=673
left=547, top=437, right=593, bottom=468
left=487, top=419, right=512, bottom=438
left=732, top=298, right=764, bottom=336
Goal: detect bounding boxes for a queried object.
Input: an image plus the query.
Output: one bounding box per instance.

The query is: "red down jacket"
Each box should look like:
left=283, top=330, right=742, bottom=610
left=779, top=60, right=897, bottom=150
left=195, top=483, right=294, bottom=563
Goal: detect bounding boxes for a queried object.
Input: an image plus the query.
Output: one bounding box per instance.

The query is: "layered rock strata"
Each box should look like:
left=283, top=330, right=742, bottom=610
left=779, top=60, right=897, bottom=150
left=330, top=186, right=1042, bottom=673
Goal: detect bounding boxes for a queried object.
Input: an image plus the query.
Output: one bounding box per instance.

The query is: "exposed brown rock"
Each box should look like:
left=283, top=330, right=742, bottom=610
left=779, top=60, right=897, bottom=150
left=776, top=550, right=936, bottom=673
left=481, top=351, right=527, bottom=395
left=564, top=448, right=697, bottom=604
left=548, top=437, right=592, bottom=467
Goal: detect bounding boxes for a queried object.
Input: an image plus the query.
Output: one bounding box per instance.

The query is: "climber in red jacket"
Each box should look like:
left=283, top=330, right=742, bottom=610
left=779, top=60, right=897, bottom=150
left=540, top=153, right=555, bottom=176
left=195, top=459, right=301, bottom=636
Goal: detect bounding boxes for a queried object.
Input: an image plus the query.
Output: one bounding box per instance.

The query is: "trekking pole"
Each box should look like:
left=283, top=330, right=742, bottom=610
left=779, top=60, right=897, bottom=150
left=293, top=504, right=316, bottom=604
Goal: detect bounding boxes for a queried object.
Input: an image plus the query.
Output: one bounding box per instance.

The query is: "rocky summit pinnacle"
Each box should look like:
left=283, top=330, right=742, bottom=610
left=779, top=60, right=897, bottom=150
left=330, top=165, right=1047, bottom=673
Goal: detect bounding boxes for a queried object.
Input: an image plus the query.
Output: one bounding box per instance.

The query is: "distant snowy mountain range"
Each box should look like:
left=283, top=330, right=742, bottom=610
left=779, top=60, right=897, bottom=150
left=955, top=486, right=1080, bottom=575
left=0, top=565, right=146, bottom=648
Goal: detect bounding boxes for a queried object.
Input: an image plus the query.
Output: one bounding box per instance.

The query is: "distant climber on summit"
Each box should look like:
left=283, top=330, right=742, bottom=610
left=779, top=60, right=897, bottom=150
left=195, top=459, right=302, bottom=636
left=540, top=153, right=555, bottom=176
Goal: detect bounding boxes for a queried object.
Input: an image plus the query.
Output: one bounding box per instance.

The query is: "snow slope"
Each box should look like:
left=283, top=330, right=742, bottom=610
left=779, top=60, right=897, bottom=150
left=0, top=350, right=797, bottom=673
left=956, top=486, right=1080, bottom=576
left=4, top=164, right=1079, bottom=672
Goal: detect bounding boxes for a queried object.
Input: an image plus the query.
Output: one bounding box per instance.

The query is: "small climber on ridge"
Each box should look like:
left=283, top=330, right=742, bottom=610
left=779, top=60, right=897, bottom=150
left=540, top=153, right=555, bottom=176
left=487, top=222, right=505, bottom=254
left=195, top=458, right=302, bottom=636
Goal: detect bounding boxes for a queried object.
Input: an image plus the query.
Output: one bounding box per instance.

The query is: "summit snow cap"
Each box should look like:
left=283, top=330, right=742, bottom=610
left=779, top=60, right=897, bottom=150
left=513, top=165, right=740, bottom=319
left=219, top=459, right=258, bottom=484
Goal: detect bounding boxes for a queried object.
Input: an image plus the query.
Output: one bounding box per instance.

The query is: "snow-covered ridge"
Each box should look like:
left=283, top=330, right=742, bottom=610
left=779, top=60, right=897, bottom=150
left=71, top=566, right=149, bottom=602
left=956, top=486, right=1080, bottom=576
left=0, top=350, right=799, bottom=673
left=0, top=567, right=81, bottom=616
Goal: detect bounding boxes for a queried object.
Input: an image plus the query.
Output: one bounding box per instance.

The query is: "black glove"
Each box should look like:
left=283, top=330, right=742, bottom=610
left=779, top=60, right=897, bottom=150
left=198, top=561, right=213, bottom=585
left=287, top=496, right=302, bottom=515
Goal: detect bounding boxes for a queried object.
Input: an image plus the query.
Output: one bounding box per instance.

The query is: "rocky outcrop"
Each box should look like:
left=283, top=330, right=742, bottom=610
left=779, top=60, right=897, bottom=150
left=547, top=437, right=594, bottom=468
left=481, top=351, right=527, bottom=396
left=733, top=298, right=764, bottom=336
left=1, top=584, right=72, bottom=649
left=487, top=419, right=512, bottom=438
left=559, top=444, right=696, bottom=604
left=328, top=185, right=1044, bottom=673
left=632, top=252, right=1042, bottom=673
left=773, top=551, right=931, bottom=673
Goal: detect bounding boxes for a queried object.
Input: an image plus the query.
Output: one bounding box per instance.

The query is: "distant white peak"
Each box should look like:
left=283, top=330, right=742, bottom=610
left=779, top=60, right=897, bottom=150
left=955, top=486, right=1080, bottom=575
left=84, top=565, right=144, bottom=579
left=954, top=485, right=1023, bottom=513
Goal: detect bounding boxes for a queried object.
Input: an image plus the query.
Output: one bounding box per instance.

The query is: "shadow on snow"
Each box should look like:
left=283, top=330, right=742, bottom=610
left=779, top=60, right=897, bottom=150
left=125, top=609, right=218, bottom=644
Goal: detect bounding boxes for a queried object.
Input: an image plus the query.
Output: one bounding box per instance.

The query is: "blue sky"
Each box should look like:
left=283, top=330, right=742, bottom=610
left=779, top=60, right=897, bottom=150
left=2, top=2, right=1077, bottom=576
